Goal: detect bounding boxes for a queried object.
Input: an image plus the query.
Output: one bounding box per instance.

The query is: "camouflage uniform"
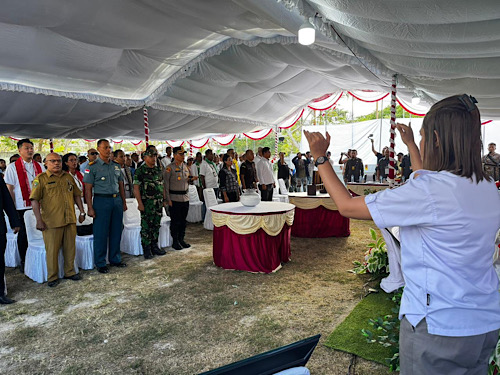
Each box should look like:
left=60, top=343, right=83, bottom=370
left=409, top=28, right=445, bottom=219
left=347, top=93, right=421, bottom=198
left=133, top=163, right=164, bottom=249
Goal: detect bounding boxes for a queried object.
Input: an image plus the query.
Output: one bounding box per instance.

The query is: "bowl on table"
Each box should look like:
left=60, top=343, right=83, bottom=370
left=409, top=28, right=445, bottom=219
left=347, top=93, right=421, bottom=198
left=240, top=189, right=261, bottom=207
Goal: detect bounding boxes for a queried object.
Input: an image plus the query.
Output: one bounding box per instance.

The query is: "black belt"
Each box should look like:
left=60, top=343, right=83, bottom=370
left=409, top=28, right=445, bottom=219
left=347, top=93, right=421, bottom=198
left=94, top=193, right=119, bottom=198
left=169, top=189, right=188, bottom=195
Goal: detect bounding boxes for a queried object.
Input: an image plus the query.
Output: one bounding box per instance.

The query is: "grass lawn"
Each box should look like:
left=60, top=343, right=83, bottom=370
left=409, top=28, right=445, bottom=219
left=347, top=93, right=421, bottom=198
left=0, top=220, right=390, bottom=375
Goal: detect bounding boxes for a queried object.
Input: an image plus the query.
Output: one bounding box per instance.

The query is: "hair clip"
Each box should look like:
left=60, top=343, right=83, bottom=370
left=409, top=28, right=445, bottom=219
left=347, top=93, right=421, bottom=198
left=458, top=94, right=478, bottom=112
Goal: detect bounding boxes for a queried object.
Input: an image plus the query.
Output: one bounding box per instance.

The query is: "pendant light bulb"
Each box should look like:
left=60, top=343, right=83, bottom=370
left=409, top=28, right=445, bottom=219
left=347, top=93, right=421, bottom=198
left=298, top=20, right=315, bottom=46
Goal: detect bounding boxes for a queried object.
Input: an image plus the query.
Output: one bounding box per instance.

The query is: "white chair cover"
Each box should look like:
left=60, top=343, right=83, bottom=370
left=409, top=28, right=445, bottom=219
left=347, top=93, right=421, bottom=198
left=187, top=185, right=203, bottom=223
left=278, top=179, right=289, bottom=195
left=4, top=213, right=20, bottom=267
left=158, top=212, right=173, bottom=248
left=75, top=235, right=94, bottom=269
left=380, top=226, right=405, bottom=293
left=203, top=188, right=218, bottom=230
left=23, top=210, right=79, bottom=284
left=74, top=203, right=94, bottom=269
left=121, top=200, right=143, bottom=256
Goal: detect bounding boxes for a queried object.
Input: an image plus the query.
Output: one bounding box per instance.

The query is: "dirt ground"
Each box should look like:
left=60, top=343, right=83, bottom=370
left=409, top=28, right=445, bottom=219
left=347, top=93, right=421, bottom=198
left=0, top=220, right=390, bottom=375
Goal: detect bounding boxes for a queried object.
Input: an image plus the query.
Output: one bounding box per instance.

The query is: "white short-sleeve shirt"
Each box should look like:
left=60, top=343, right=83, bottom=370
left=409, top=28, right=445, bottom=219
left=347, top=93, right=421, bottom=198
left=4, top=160, right=45, bottom=210
left=200, top=160, right=218, bottom=189
left=365, top=170, right=500, bottom=336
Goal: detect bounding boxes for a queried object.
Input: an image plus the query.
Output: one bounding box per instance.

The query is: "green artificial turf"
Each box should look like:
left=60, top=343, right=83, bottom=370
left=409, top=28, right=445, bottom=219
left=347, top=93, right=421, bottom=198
left=324, top=291, right=397, bottom=366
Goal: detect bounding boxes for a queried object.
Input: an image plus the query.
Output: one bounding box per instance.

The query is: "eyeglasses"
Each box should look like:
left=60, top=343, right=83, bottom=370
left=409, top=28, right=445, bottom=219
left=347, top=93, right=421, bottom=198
left=89, top=152, right=98, bottom=156
left=176, top=152, right=186, bottom=155
left=47, top=159, right=62, bottom=163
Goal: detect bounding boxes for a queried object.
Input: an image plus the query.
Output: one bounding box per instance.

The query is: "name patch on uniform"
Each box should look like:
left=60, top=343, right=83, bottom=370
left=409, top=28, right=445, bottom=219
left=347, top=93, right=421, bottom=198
left=48, top=181, right=56, bottom=185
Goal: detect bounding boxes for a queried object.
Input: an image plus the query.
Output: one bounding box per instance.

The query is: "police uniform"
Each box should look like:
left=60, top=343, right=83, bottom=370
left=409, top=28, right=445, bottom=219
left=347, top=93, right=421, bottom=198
left=164, top=159, right=191, bottom=250
left=83, top=157, right=124, bottom=269
left=344, top=157, right=364, bottom=183
left=29, top=171, right=81, bottom=282
left=133, top=160, right=165, bottom=257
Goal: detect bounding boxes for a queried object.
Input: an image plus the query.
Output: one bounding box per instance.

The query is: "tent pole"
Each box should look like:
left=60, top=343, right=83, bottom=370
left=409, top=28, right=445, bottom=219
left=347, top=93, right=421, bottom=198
left=143, top=107, right=150, bottom=147
left=388, top=75, right=397, bottom=187
left=379, top=98, right=383, bottom=152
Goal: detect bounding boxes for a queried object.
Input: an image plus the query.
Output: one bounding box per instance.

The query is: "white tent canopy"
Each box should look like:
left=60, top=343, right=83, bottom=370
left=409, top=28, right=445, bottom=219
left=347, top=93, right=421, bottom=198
left=1, top=0, right=499, bottom=140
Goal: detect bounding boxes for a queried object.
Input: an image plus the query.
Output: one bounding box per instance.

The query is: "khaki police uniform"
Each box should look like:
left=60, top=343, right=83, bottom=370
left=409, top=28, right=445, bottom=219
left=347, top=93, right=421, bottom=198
left=164, top=162, right=190, bottom=246
left=30, top=171, right=81, bottom=282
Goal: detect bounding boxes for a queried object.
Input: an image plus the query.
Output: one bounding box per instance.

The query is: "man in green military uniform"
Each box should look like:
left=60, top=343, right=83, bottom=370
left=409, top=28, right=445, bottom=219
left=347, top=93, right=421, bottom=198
left=164, top=146, right=197, bottom=250
left=133, top=146, right=167, bottom=259
left=30, top=153, right=86, bottom=287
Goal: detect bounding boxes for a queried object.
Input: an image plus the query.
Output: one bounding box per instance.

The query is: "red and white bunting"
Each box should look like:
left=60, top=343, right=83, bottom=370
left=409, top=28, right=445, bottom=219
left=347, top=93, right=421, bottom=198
left=49, top=139, right=54, bottom=152
left=143, top=107, right=150, bottom=147
left=348, top=90, right=390, bottom=103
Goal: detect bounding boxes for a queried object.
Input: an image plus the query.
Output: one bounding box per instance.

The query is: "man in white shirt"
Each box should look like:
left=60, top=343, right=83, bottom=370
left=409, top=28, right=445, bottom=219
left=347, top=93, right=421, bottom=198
left=79, top=148, right=98, bottom=173
left=4, top=138, right=45, bottom=273
left=200, top=149, right=219, bottom=197
left=114, top=149, right=134, bottom=198
left=160, top=146, right=173, bottom=169
left=256, top=147, right=275, bottom=201
left=254, top=147, right=263, bottom=165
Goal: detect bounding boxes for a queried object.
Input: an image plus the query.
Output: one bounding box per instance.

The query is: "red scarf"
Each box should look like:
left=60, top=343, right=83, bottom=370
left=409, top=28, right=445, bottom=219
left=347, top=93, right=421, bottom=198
left=15, top=158, right=42, bottom=207
left=75, top=170, right=85, bottom=200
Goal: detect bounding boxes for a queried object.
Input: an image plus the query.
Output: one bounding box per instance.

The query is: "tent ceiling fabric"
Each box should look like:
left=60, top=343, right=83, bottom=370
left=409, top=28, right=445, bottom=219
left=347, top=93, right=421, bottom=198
left=0, top=0, right=499, bottom=140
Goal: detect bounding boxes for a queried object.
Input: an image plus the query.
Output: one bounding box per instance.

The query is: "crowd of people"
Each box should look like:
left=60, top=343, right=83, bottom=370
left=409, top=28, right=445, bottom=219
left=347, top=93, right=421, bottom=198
left=1, top=130, right=498, bottom=303
left=0, top=140, right=297, bottom=302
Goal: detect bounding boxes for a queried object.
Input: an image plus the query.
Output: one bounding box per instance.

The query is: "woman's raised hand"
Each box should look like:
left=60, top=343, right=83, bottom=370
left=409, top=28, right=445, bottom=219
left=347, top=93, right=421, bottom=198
left=303, top=131, right=331, bottom=159
left=396, top=123, right=415, bottom=146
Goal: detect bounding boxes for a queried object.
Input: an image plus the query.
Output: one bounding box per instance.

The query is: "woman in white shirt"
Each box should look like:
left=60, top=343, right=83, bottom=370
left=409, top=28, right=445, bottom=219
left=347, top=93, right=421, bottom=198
left=304, top=94, right=500, bottom=374
left=62, top=153, right=84, bottom=197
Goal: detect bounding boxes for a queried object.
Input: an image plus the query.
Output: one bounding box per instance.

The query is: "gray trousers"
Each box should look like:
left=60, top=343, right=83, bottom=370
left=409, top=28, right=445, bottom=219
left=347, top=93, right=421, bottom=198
left=400, top=317, right=498, bottom=375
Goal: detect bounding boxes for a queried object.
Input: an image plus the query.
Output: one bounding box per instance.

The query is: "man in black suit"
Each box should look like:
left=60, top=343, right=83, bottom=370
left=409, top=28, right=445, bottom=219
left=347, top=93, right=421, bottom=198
left=0, top=174, right=20, bottom=304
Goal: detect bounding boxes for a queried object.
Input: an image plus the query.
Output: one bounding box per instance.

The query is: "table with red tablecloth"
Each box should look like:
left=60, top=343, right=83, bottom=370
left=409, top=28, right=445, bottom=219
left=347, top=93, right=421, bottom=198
left=288, top=192, right=350, bottom=238
left=210, top=202, right=295, bottom=273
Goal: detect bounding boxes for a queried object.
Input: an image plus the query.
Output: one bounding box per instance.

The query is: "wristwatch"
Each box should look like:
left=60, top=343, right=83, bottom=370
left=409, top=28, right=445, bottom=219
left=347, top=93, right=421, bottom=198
left=79, top=212, right=86, bottom=217
left=315, top=156, right=328, bottom=167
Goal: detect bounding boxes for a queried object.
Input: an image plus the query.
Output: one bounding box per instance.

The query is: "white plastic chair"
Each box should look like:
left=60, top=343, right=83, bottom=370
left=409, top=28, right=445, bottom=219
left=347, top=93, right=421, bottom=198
left=187, top=185, right=203, bottom=223
left=24, top=210, right=79, bottom=284
left=203, top=188, right=219, bottom=230
left=121, top=198, right=143, bottom=256
left=75, top=203, right=94, bottom=269
left=4, top=213, right=20, bottom=267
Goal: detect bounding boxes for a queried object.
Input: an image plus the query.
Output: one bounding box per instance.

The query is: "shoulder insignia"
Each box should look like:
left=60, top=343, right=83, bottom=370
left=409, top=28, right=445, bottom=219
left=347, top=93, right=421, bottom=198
left=33, top=179, right=39, bottom=187
left=166, top=167, right=171, bottom=173
left=84, top=169, right=90, bottom=174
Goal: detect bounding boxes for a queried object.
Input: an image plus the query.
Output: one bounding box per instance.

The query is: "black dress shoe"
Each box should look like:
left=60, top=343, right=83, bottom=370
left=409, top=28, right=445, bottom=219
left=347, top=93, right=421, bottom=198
left=151, top=244, right=166, bottom=256
left=143, top=244, right=153, bottom=259
left=172, top=241, right=183, bottom=251
left=97, top=266, right=109, bottom=274
left=47, top=279, right=60, bottom=287
left=0, top=295, right=16, bottom=304
left=19, top=262, right=25, bottom=274
left=110, top=262, right=127, bottom=268
left=179, top=240, right=191, bottom=249
left=64, top=274, right=82, bottom=281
